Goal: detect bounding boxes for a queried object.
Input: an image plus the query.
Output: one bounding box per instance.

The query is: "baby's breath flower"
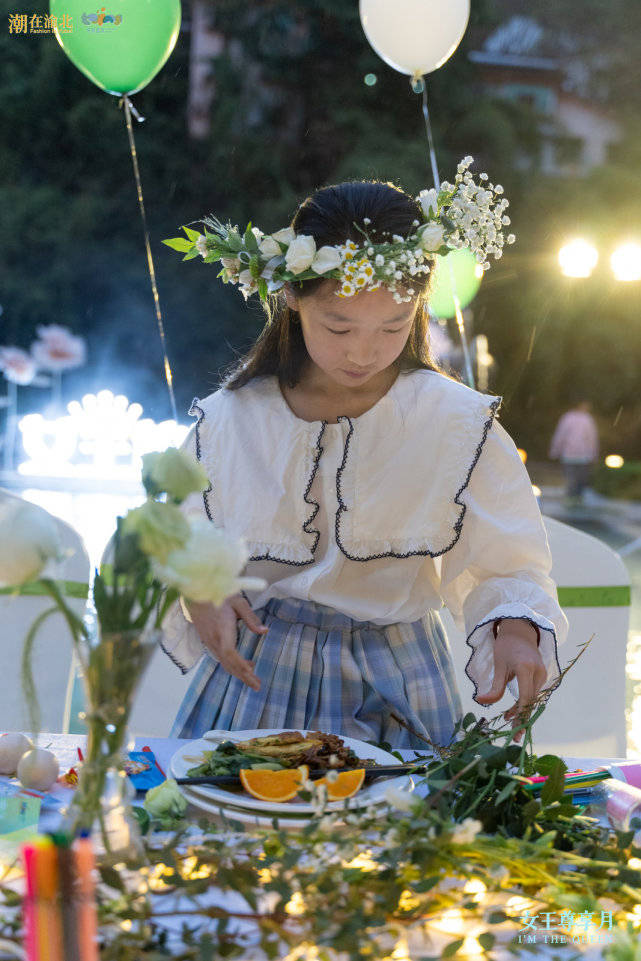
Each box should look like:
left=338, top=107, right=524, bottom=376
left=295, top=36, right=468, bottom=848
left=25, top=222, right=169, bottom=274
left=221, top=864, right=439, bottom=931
left=450, top=817, right=483, bottom=845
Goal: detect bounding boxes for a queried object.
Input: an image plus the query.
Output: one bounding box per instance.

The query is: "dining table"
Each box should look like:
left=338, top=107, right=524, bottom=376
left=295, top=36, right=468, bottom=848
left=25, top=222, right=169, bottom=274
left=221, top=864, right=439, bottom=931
left=0, top=732, right=631, bottom=961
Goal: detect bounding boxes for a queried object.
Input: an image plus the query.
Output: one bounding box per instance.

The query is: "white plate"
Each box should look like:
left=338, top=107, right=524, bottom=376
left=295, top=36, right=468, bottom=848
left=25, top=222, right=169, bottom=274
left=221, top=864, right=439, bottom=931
left=169, top=728, right=415, bottom=816
left=179, top=784, right=326, bottom=832
left=180, top=777, right=417, bottom=833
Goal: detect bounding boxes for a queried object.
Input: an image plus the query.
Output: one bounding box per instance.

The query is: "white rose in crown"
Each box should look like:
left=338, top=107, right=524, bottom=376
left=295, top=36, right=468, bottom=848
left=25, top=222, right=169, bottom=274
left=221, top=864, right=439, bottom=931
left=272, top=227, right=296, bottom=245
left=418, top=223, right=445, bottom=252
left=221, top=256, right=241, bottom=275
left=285, top=235, right=317, bottom=275
left=259, top=236, right=282, bottom=258
left=311, top=246, right=342, bottom=274
left=153, top=517, right=266, bottom=605
left=417, top=188, right=439, bottom=218
left=0, top=498, right=62, bottom=587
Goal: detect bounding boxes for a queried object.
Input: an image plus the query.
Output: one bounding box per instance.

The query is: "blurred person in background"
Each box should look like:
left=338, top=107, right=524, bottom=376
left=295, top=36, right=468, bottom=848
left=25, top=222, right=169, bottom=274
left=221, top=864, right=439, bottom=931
left=549, top=399, right=599, bottom=504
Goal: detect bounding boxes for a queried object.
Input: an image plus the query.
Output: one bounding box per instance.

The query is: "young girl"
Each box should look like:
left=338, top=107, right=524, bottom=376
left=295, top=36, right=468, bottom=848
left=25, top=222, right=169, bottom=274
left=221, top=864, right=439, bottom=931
left=161, top=172, right=568, bottom=750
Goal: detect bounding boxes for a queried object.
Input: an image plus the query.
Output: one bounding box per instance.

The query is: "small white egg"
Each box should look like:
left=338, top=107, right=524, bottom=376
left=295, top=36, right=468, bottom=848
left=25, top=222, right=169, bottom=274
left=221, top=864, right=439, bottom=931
left=0, top=732, right=34, bottom=774
left=17, top=748, right=60, bottom=791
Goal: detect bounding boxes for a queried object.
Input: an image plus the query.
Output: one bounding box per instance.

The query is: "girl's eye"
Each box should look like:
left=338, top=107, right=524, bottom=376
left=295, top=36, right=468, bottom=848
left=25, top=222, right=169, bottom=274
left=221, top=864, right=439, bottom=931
left=326, top=328, right=405, bottom=335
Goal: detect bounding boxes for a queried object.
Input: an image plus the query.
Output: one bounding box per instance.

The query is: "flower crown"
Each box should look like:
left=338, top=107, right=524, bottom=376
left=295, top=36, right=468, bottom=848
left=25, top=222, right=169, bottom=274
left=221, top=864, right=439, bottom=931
left=163, top=157, right=515, bottom=305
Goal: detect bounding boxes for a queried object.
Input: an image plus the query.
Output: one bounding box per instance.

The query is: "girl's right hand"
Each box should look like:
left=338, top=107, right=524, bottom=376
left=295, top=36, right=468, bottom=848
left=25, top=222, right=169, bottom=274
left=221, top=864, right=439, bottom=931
left=186, top=593, right=268, bottom=691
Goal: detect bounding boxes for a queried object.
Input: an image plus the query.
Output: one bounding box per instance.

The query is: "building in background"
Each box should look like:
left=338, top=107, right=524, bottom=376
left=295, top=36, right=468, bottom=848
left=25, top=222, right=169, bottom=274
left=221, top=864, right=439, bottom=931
left=468, top=15, right=621, bottom=177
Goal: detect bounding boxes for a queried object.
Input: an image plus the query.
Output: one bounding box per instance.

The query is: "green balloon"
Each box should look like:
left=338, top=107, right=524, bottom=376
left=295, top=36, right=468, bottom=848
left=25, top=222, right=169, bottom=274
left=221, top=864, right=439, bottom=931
left=50, top=0, right=181, bottom=96
left=428, top=248, right=483, bottom=319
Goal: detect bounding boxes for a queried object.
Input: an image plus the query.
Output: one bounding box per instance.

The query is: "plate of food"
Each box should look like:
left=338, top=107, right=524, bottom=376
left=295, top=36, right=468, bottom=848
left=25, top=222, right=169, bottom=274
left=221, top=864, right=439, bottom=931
left=169, top=728, right=419, bottom=816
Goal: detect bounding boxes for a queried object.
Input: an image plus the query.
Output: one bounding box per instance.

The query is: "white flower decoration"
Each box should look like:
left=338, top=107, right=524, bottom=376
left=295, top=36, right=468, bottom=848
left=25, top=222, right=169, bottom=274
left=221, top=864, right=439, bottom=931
left=272, top=227, right=296, bottom=245
left=153, top=517, right=266, bottom=605
left=418, top=223, right=445, bottom=252
left=417, top=187, right=438, bottom=218
left=311, top=245, right=342, bottom=274
left=259, top=236, right=282, bottom=258
left=0, top=347, right=37, bottom=386
left=450, top=817, right=483, bottom=845
left=31, top=325, right=86, bottom=373
left=285, top=235, right=317, bottom=275
left=0, top=497, right=62, bottom=587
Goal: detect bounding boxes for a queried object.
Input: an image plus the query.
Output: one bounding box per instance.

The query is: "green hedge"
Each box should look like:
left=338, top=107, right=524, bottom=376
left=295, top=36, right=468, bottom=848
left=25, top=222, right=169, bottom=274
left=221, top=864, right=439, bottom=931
left=591, top=460, right=641, bottom=501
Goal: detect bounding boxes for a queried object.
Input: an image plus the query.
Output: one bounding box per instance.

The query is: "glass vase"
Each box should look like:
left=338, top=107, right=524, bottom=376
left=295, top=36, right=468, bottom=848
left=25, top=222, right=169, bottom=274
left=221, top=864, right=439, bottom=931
left=64, top=628, right=160, bottom=863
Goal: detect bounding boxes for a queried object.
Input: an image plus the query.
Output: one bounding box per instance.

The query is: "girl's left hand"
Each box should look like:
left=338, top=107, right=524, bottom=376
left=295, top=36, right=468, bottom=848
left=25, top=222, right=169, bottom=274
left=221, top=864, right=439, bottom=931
left=474, top=621, right=547, bottom=743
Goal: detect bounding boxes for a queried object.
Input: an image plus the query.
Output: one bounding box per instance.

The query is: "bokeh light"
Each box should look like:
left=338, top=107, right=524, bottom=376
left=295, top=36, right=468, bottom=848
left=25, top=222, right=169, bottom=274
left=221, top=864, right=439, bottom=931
left=558, top=239, right=599, bottom=278
left=611, top=242, right=641, bottom=282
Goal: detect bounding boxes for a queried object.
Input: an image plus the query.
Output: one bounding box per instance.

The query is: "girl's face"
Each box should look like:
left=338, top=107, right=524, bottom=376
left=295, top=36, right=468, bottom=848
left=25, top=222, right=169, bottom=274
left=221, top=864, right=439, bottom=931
left=285, top=282, right=417, bottom=390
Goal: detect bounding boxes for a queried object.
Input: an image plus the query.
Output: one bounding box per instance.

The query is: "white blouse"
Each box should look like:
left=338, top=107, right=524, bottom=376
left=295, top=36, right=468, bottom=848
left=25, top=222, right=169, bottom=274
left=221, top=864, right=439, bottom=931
left=161, top=368, right=568, bottom=705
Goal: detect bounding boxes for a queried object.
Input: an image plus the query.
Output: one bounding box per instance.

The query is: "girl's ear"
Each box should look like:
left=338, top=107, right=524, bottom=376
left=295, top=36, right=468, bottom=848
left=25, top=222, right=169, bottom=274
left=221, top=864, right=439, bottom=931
left=284, top=283, right=300, bottom=312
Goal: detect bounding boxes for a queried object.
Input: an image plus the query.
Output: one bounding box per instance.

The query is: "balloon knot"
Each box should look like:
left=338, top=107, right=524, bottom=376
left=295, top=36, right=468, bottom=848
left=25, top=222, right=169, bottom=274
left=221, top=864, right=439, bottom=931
left=118, top=94, right=146, bottom=123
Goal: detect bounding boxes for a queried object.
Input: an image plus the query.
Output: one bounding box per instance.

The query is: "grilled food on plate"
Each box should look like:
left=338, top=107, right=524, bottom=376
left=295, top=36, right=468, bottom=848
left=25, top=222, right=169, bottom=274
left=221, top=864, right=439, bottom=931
left=185, top=730, right=378, bottom=779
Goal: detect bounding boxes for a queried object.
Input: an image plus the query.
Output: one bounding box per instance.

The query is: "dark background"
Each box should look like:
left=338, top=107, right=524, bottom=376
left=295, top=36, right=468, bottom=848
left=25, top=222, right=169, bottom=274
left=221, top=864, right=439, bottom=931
left=2, top=0, right=640, bottom=460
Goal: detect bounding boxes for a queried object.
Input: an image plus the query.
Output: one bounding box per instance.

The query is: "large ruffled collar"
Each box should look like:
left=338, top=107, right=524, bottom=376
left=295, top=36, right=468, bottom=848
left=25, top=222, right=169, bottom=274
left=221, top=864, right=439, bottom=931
left=190, top=370, right=502, bottom=564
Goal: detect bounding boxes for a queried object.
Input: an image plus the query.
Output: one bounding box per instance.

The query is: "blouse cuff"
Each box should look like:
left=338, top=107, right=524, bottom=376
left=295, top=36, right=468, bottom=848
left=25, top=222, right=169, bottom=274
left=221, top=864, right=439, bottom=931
left=159, top=596, right=209, bottom=675
left=465, top=602, right=562, bottom=705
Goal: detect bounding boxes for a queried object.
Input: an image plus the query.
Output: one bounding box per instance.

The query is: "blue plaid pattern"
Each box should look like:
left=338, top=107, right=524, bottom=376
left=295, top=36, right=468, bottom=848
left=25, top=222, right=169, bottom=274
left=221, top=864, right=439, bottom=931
left=170, top=596, right=464, bottom=750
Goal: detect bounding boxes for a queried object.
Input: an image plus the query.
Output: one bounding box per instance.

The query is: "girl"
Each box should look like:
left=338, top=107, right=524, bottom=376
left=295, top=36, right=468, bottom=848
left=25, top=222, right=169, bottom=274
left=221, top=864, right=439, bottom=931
left=161, top=176, right=568, bottom=750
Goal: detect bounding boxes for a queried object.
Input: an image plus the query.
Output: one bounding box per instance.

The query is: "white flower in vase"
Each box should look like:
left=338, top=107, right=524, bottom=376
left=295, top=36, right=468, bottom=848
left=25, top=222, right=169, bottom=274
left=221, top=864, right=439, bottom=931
left=0, top=497, right=62, bottom=586
left=153, top=517, right=266, bottom=605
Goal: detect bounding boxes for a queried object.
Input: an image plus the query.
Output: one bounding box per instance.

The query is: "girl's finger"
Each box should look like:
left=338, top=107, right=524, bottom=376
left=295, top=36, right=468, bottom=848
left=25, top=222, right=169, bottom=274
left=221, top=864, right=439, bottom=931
left=234, top=597, right=269, bottom=634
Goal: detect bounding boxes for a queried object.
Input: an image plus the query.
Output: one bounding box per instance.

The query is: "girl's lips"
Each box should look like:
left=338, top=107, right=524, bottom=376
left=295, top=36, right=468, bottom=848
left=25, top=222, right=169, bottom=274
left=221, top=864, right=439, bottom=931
left=343, top=368, right=372, bottom=378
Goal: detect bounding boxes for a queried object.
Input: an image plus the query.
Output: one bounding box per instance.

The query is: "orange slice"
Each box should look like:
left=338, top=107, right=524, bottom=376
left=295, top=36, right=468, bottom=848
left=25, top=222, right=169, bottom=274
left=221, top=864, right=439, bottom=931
left=314, top=768, right=366, bottom=800
left=239, top=765, right=309, bottom=802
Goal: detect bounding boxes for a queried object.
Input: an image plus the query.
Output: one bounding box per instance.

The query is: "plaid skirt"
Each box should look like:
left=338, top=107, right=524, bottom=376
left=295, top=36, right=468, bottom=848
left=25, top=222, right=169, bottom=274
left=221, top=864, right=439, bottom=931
left=170, top=596, right=464, bottom=750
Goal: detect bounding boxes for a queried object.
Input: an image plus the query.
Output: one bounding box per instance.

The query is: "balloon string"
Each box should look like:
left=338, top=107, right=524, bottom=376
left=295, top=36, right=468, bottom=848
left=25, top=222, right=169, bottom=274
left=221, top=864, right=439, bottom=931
left=414, top=76, right=476, bottom=390
left=118, top=94, right=178, bottom=422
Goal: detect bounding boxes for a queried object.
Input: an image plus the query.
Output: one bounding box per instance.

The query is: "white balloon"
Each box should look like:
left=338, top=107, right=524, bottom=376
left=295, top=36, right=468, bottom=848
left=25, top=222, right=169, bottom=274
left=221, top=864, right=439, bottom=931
left=360, top=0, right=470, bottom=76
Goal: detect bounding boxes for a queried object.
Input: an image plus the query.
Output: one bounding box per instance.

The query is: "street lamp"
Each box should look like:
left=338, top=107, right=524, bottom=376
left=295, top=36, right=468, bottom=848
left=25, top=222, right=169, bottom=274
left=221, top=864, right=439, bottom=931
left=611, top=243, right=641, bottom=282
left=558, top=239, right=599, bottom=278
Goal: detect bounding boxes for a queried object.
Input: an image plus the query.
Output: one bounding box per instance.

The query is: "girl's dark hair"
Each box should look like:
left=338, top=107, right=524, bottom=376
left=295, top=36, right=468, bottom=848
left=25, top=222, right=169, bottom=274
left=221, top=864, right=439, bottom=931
left=221, top=180, right=455, bottom=390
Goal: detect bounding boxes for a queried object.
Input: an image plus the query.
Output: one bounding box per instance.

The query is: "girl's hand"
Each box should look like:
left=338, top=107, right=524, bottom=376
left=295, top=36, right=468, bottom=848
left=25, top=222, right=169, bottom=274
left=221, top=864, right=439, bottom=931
left=474, top=620, right=547, bottom=743
left=186, top=593, right=268, bottom=692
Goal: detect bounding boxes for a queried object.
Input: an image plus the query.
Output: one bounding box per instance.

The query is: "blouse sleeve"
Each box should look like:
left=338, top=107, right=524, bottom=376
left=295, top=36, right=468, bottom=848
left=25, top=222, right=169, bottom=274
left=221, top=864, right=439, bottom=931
left=157, top=423, right=209, bottom=675
left=439, top=416, right=568, bottom=705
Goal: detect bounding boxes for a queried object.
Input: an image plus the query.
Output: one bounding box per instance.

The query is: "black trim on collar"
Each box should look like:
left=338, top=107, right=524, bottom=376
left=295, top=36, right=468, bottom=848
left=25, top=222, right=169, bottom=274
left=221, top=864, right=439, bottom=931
left=245, top=420, right=327, bottom=566
left=188, top=396, right=323, bottom=568
left=189, top=398, right=214, bottom=523
left=464, top=615, right=563, bottom=705
left=158, top=634, right=190, bottom=676
left=333, top=396, right=503, bottom=561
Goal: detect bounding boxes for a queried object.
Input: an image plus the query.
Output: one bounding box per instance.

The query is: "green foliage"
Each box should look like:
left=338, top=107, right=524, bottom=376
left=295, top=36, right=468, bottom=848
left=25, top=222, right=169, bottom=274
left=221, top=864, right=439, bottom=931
left=2, top=0, right=640, bottom=444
